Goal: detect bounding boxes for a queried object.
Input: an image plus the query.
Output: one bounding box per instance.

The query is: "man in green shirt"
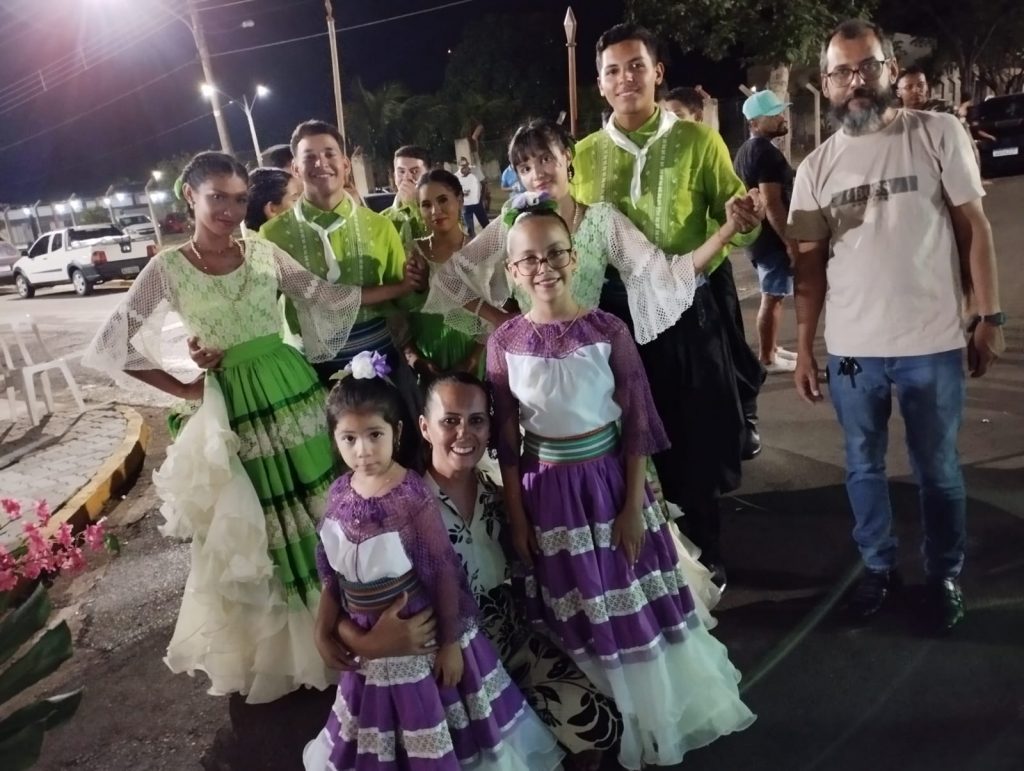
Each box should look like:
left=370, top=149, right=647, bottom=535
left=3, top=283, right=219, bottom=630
left=383, top=145, right=431, bottom=247
left=574, top=23, right=763, bottom=579
left=260, top=120, right=427, bottom=466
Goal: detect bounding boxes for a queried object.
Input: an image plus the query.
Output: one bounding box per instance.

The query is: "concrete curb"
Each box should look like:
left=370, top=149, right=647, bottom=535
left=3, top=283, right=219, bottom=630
left=45, top=405, right=150, bottom=535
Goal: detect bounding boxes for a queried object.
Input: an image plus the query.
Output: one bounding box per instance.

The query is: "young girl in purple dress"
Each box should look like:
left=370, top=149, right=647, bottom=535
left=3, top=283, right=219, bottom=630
left=487, top=199, right=757, bottom=770
left=304, top=351, right=561, bottom=771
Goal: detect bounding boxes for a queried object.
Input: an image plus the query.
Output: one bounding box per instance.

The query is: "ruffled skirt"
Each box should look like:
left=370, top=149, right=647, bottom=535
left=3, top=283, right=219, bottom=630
left=302, top=625, right=563, bottom=770
left=153, top=336, right=335, bottom=703
left=520, top=449, right=754, bottom=769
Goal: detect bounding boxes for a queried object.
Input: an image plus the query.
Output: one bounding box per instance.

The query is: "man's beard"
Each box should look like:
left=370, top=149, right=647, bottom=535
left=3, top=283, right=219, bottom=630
left=831, top=87, right=890, bottom=135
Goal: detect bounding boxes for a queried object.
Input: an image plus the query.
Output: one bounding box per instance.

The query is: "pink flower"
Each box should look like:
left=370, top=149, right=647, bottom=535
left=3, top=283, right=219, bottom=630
left=2, top=498, right=22, bottom=519
left=0, top=567, right=17, bottom=592
left=84, top=523, right=106, bottom=551
left=56, top=523, right=74, bottom=550
left=0, top=544, right=12, bottom=570
left=60, top=548, right=86, bottom=575
left=21, top=554, right=46, bottom=580
left=34, top=500, right=51, bottom=525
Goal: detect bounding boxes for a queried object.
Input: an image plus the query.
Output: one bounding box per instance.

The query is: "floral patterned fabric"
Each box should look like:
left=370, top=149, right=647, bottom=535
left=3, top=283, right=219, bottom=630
left=426, top=468, right=622, bottom=755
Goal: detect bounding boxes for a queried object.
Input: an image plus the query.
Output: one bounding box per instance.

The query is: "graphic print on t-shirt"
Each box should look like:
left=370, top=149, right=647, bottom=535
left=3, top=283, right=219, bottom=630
left=830, top=175, right=919, bottom=207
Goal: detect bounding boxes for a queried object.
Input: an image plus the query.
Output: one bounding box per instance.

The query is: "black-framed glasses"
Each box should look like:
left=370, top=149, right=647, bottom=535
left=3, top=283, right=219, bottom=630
left=825, top=57, right=889, bottom=87
left=509, top=248, right=572, bottom=275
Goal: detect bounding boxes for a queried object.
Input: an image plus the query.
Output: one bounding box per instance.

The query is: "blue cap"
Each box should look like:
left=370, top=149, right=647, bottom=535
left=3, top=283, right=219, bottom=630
left=742, top=90, right=791, bottom=120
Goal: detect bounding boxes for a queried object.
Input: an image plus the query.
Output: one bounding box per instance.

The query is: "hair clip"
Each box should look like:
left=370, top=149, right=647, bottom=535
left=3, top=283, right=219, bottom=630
left=329, top=350, right=395, bottom=386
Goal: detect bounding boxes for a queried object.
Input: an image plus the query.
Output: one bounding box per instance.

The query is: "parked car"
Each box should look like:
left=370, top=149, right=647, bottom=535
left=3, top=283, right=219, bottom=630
left=116, top=213, right=158, bottom=239
left=12, top=224, right=156, bottom=299
left=973, top=94, right=1024, bottom=178
left=161, top=211, right=188, bottom=234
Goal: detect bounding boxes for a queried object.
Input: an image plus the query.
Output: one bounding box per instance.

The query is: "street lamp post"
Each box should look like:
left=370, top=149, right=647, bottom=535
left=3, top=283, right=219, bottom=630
left=145, top=171, right=164, bottom=246
left=563, top=7, right=579, bottom=137
left=185, top=0, right=234, bottom=154
left=202, top=83, right=269, bottom=163
left=324, top=0, right=346, bottom=143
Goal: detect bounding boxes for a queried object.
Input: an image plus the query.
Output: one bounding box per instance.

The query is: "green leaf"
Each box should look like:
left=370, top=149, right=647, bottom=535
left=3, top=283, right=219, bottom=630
left=0, top=689, right=83, bottom=741
left=0, top=622, right=73, bottom=708
left=103, top=533, right=121, bottom=556
left=0, top=585, right=51, bottom=668
left=0, top=720, right=45, bottom=771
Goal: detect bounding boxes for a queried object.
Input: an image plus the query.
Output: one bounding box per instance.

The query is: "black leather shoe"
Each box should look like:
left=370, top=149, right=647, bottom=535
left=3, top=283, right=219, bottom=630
left=707, top=561, right=728, bottom=592
left=741, top=419, right=762, bottom=460
left=846, top=568, right=902, bottom=621
left=928, top=577, right=965, bottom=632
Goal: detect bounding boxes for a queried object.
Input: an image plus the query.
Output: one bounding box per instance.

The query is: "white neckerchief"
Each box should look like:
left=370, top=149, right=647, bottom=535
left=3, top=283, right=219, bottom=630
left=603, top=108, right=678, bottom=205
left=292, top=191, right=358, bottom=282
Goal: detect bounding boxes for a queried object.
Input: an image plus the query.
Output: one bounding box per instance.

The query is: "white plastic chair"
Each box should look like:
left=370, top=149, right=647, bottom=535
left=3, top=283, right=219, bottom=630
left=1, top=315, right=85, bottom=425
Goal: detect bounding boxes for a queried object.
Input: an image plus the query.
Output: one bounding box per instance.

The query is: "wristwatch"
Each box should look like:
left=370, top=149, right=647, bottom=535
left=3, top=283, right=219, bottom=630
left=979, top=312, right=1007, bottom=326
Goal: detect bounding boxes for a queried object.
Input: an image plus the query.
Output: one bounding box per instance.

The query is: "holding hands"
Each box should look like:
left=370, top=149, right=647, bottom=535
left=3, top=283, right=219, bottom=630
left=402, top=251, right=430, bottom=294
left=725, top=189, right=765, bottom=235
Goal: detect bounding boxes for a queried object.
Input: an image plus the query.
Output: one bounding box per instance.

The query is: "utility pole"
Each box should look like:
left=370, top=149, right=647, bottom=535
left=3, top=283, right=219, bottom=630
left=564, top=7, right=578, bottom=137
left=324, top=0, right=346, bottom=143
left=187, top=0, right=234, bottom=154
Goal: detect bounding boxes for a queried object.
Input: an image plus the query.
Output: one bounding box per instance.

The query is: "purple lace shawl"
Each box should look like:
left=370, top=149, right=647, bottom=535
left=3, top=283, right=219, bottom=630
left=315, top=471, right=479, bottom=645
left=486, top=308, right=671, bottom=465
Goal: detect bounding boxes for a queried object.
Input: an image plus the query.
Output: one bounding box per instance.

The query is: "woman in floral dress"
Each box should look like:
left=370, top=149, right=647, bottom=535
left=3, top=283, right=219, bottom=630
left=83, top=151, right=422, bottom=704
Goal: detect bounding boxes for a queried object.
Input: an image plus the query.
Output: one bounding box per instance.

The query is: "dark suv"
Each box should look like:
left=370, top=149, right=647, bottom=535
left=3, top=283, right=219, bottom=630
left=972, top=94, right=1024, bottom=178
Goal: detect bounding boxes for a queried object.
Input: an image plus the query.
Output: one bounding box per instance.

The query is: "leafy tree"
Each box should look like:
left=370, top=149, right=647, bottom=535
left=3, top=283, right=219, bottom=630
left=878, top=0, right=1024, bottom=96
left=627, top=0, right=876, bottom=154
left=346, top=79, right=412, bottom=174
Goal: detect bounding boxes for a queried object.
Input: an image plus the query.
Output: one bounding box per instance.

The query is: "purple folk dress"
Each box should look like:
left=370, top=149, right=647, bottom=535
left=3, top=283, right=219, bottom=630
left=487, top=309, right=755, bottom=770
left=303, top=472, right=562, bottom=771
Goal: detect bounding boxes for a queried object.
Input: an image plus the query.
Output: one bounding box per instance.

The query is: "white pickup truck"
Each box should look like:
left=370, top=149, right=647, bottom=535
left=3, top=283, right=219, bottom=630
left=12, top=224, right=157, bottom=299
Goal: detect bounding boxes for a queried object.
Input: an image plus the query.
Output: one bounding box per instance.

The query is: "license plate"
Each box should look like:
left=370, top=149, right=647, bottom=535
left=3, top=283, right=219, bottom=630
left=993, top=147, right=1019, bottom=157
left=121, top=266, right=140, bottom=276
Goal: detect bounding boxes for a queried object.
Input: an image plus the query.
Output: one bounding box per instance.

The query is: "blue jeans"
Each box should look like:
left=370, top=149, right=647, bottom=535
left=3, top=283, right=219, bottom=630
left=463, top=203, right=489, bottom=237
left=827, top=349, right=966, bottom=579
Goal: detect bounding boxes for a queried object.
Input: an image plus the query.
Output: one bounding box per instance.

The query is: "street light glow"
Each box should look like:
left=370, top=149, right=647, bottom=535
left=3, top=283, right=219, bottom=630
left=151, top=191, right=167, bottom=203
left=70, top=199, right=82, bottom=212
left=200, top=83, right=216, bottom=98
left=151, top=170, right=163, bottom=181
left=103, top=197, right=112, bottom=206
left=116, top=192, right=127, bottom=201
left=22, top=207, right=31, bottom=216
left=55, top=203, right=66, bottom=213
left=256, top=84, right=270, bottom=98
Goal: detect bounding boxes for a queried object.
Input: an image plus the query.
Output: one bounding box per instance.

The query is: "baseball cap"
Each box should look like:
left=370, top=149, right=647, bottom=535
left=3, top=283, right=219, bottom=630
left=742, top=90, right=791, bottom=120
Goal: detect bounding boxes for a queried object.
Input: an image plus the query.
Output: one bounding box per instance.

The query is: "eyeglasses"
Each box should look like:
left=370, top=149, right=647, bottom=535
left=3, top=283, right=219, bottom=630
left=825, top=57, right=889, bottom=87
left=509, top=248, right=572, bottom=275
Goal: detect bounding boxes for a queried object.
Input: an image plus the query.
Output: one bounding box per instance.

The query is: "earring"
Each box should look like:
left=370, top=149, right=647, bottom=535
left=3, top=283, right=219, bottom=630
left=567, top=162, right=576, bottom=181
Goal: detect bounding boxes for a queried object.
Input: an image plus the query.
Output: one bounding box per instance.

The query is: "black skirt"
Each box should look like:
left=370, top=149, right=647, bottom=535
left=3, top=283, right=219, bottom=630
left=601, top=272, right=744, bottom=509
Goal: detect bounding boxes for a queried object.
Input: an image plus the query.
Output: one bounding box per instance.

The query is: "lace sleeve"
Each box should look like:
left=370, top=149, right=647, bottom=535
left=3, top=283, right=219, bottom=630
left=485, top=329, right=521, bottom=466
left=604, top=313, right=670, bottom=457
left=315, top=541, right=341, bottom=604
left=82, top=255, right=174, bottom=376
left=398, top=476, right=477, bottom=645
left=271, top=244, right=362, bottom=363
left=421, top=217, right=510, bottom=337
left=603, top=204, right=698, bottom=345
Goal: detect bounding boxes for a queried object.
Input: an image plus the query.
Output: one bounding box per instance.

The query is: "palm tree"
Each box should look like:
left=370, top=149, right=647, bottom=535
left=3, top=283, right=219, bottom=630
left=347, top=80, right=411, bottom=179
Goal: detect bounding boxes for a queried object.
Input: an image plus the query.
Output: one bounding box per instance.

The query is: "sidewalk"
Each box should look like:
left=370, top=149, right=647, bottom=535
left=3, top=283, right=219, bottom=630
left=0, top=401, right=148, bottom=541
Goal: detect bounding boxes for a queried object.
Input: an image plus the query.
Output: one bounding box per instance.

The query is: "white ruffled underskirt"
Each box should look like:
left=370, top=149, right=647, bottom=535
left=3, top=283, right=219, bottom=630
left=153, top=379, right=332, bottom=704
left=575, top=623, right=755, bottom=770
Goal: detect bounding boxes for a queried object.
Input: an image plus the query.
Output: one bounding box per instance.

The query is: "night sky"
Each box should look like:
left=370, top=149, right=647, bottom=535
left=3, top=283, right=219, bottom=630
left=0, top=0, right=738, bottom=203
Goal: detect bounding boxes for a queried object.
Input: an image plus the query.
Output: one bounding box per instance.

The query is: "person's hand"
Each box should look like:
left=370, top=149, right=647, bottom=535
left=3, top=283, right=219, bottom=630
left=395, top=178, right=418, bottom=206
left=187, top=336, right=224, bottom=370
left=725, top=190, right=764, bottom=234
left=314, top=618, right=359, bottom=670
left=967, top=320, right=1004, bottom=378
left=433, top=642, right=464, bottom=688
left=178, top=374, right=205, bottom=401
left=402, top=254, right=429, bottom=294
left=510, top=515, right=539, bottom=568
left=794, top=352, right=824, bottom=404
left=611, top=507, right=645, bottom=566
left=338, top=593, right=438, bottom=658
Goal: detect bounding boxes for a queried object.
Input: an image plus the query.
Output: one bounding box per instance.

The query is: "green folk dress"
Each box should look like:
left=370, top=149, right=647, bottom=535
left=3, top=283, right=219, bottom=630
left=83, top=236, right=362, bottom=703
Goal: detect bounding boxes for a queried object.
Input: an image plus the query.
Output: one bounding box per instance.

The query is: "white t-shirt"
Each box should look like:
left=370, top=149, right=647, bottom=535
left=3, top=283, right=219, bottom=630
left=787, top=109, right=984, bottom=357
left=459, top=171, right=482, bottom=206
